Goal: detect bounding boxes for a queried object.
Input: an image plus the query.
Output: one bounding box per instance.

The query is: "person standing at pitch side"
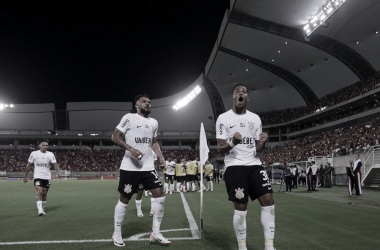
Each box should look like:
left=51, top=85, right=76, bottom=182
left=216, top=84, right=275, bottom=250
left=111, top=94, right=170, bottom=247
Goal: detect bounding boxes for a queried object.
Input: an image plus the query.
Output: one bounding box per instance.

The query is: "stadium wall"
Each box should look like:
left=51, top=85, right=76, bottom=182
left=0, top=103, right=55, bottom=130
left=67, top=102, right=132, bottom=131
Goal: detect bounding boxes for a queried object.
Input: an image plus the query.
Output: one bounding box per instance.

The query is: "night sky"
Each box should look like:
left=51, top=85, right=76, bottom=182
left=0, top=1, right=229, bottom=108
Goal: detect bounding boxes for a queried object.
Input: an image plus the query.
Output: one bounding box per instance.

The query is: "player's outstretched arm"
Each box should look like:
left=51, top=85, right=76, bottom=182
left=255, top=133, right=268, bottom=152
left=23, top=162, right=32, bottom=183
left=53, top=163, right=61, bottom=178
left=151, top=137, right=165, bottom=168
left=111, top=128, right=144, bottom=159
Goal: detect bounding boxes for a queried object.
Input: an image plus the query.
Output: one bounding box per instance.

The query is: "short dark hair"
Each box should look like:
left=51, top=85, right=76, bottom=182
left=232, top=84, right=248, bottom=94
left=134, top=94, right=150, bottom=104
left=40, top=139, right=49, bottom=144
left=311, top=161, right=315, bottom=164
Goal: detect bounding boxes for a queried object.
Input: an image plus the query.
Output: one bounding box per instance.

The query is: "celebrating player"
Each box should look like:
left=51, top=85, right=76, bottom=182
left=23, top=139, right=61, bottom=216
left=111, top=94, right=170, bottom=247
left=216, top=84, right=275, bottom=250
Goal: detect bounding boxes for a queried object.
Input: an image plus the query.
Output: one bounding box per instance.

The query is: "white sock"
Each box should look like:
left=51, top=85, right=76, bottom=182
left=176, top=183, right=181, bottom=191
left=170, top=184, right=174, bottom=192
left=152, top=197, right=166, bottom=235
left=192, top=183, right=196, bottom=191
left=207, top=182, right=210, bottom=189
left=36, top=201, right=43, bottom=212
left=164, top=183, right=169, bottom=192
left=42, top=201, right=46, bottom=209
left=114, top=200, right=128, bottom=236
left=150, top=198, right=154, bottom=214
left=183, top=185, right=186, bottom=191
left=210, top=181, right=213, bottom=190
left=261, top=205, right=275, bottom=250
left=144, top=190, right=148, bottom=196
left=186, top=182, right=190, bottom=190
left=234, top=210, right=247, bottom=250
left=135, top=199, right=142, bottom=213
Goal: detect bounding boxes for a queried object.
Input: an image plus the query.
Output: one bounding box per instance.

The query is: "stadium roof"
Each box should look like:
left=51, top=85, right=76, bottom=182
left=205, top=0, right=380, bottom=114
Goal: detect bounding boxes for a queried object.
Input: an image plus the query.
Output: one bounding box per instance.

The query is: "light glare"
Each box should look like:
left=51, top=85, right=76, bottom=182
left=173, top=85, right=202, bottom=111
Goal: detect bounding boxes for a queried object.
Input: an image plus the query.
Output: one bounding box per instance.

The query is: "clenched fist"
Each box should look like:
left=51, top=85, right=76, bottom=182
left=258, top=133, right=268, bottom=144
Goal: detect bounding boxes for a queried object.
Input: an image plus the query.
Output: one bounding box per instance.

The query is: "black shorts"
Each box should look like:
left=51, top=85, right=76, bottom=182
left=224, top=165, right=273, bottom=203
left=186, top=174, right=197, bottom=182
left=165, top=174, right=175, bottom=181
left=197, top=173, right=201, bottom=181
left=34, top=179, right=51, bottom=188
left=206, top=176, right=213, bottom=181
left=118, top=170, right=162, bottom=197
left=176, top=176, right=184, bottom=182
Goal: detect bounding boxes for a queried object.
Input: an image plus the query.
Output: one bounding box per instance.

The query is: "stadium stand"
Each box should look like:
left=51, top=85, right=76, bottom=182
left=259, top=117, right=380, bottom=165
left=259, top=73, right=380, bottom=125
left=0, top=148, right=220, bottom=172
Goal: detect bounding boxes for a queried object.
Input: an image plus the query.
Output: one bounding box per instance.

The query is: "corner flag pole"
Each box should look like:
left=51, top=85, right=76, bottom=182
left=199, top=123, right=209, bottom=239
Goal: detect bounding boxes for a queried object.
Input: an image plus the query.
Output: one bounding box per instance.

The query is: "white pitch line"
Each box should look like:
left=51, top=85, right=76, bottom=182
left=127, top=228, right=190, bottom=240
left=0, top=236, right=199, bottom=245
left=180, top=192, right=200, bottom=239
left=0, top=193, right=201, bottom=245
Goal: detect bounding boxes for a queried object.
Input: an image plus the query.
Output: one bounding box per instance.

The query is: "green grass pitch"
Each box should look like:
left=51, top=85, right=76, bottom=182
left=1, top=180, right=379, bottom=250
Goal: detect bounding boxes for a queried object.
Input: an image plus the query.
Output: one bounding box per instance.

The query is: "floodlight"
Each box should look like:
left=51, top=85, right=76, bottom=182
left=173, top=85, right=202, bottom=111
left=304, top=0, right=348, bottom=39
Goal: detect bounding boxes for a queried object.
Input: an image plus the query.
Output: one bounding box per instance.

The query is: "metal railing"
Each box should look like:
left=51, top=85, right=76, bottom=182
left=362, top=145, right=380, bottom=183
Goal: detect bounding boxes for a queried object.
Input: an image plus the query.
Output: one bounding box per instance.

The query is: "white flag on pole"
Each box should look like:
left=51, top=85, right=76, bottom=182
left=199, top=123, right=209, bottom=238
left=200, top=123, right=209, bottom=166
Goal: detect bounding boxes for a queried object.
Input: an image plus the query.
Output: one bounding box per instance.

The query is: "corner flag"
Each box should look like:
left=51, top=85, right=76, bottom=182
left=199, top=123, right=209, bottom=238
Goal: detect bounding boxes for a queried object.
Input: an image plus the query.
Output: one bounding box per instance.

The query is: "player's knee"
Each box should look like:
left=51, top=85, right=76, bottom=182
left=119, top=194, right=131, bottom=204
left=234, top=202, right=247, bottom=211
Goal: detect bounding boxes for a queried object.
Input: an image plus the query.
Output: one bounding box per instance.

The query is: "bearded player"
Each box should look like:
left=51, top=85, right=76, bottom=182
left=216, top=84, right=275, bottom=250
left=111, top=94, right=170, bottom=247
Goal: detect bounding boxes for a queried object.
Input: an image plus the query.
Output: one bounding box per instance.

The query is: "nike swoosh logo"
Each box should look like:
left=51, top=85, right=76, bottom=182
left=137, top=126, right=142, bottom=128
left=230, top=125, right=236, bottom=128
left=268, top=187, right=272, bottom=190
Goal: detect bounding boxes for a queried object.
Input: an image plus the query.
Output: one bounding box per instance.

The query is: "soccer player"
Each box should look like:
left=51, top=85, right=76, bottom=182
left=204, top=160, right=214, bottom=191
left=23, top=139, right=61, bottom=216
left=164, top=156, right=176, bottom=194
left=181, top=159, right=187, bottom=192
left=111, top=94, right=170, bottom=247
left=186, top=158, right=197, bottom=191
left=174, top=159, right=184, bottom=192
left=194, top=156, right=202, bottom=190
left=216, top=84, right=275, bottom=250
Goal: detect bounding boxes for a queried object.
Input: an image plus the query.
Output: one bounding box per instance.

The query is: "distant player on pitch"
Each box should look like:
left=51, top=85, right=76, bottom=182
left=111, top=94, right=170, bottom=247
left=23, top=139, right=61, bottom=216
left=216, top=84, right=275, bottom=250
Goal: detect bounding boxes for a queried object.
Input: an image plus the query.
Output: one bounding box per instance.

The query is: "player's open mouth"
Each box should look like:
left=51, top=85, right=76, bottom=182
left=238, top=97, right=243, bottom=102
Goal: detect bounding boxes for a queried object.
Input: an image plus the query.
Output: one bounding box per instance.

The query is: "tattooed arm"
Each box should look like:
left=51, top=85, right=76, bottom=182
left=111, top=128, right=144, bottom=159
left=151, top=137, right=165, bottom=168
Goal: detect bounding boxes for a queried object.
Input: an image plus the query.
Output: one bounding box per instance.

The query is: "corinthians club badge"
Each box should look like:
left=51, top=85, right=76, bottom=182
left=124, top=184, right=132, bottom=193
left=235, top=188, right=244, bottom=199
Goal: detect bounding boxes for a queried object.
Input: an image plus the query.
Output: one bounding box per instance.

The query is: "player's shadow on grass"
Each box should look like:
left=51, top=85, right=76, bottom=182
left=122, top=221, right=149, bottom=238
left=44, top=205, right=65, bottom=212
left=204, top=230, right=236, bottom=250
